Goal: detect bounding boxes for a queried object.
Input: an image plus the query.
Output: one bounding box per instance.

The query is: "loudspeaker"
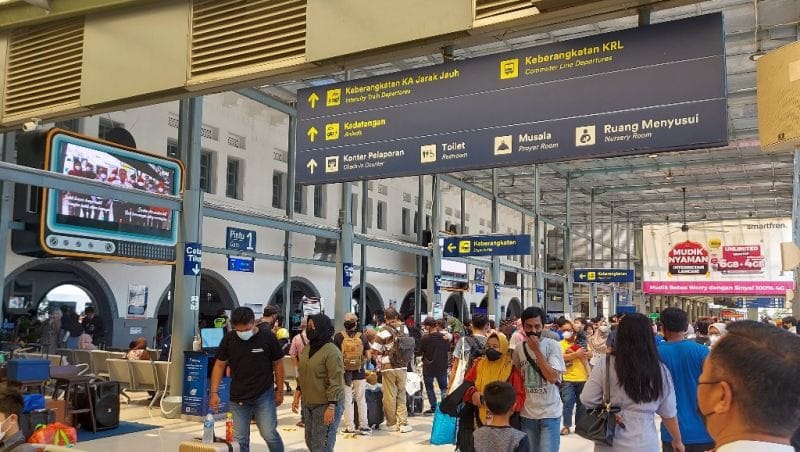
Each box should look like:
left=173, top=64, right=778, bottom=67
left=77, top=381, right=120, bottom=430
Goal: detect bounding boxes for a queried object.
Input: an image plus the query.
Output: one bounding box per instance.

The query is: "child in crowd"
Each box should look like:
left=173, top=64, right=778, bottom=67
left=472, top=381, right=528, bottom=452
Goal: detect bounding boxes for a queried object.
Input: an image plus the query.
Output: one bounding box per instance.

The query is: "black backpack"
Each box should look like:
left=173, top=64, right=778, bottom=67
left=385, top=324, right=416, bottom=368
left=463, top=336, right=485, bottom=370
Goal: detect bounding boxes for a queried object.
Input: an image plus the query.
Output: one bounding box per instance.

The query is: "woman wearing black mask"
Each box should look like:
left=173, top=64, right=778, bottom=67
left=458, top=332, right=525, bottom=451
left=296, top=314, right=345, bottom=452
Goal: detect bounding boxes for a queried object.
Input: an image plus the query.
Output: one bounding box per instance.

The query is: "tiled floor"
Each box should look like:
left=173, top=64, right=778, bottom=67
left=76, top=393, right=596, bottom=451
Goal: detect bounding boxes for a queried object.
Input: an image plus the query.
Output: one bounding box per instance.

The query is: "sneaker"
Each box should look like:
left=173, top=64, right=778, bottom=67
left=341, top=428, right=357, bottom=434
left=358, top=427, right=373, bottom=436
left=398, top=424, right=412, bottom=433
left=422, top=409, right=435, bottom=416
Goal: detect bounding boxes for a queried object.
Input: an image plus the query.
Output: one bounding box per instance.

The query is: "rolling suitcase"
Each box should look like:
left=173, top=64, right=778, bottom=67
left=406, top=388, right=424, bottom=416
left=179, top=437, right=240, bottom=452
left=365, top=386, right=384, bottom=428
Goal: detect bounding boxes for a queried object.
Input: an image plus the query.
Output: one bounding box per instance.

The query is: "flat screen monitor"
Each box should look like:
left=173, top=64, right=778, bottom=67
left=200, top=328, right=224, bottom=349
left=40, top=129, right=183, bottom=263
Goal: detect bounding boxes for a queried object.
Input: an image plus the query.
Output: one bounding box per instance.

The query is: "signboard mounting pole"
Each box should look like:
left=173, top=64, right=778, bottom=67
left=283, top=113, right=297, bottom=329
left=428, top=175, right=442, bottom=318
left=168, top=97, right=204, bottom=409
left=335, top=71, right=355, bottom=329
left=533, top=165, right=544, bottom=307
left=564, top=173, right=573, bottom=317
left=589, top=188, right=598, bottom=319
left=490, top=169, right=502, bottom=321
left=359, top=179, right=368, bottom=326
left=415, top=176, right=425, bottom=322
left=0, top=132, right=16, bottom=327
left=520, top=213, right=526, bottom=308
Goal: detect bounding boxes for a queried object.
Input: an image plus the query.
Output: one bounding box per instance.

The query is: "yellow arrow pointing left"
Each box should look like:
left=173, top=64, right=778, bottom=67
left=307, top=126, right=318, bottom=142
left=308, top=93, right=319, bottom=108
left=447, top=243, right=456, bottom=252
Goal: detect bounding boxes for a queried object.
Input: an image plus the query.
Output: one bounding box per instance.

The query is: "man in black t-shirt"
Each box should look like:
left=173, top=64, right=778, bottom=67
left=210, top=307, right=285, bottom=452
left=418, top=317, right=451, bottom=415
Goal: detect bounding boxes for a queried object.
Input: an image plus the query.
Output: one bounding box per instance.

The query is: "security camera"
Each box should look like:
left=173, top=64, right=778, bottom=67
left=21, top=118, right=41, bottom=132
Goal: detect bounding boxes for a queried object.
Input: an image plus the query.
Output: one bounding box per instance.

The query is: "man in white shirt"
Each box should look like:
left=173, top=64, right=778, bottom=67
left=513, top=306, right=566, bottom=452
left=698, top=320, right=800, bottom=452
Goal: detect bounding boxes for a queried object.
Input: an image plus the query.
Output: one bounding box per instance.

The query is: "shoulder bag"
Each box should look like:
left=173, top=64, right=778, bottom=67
left=575, top=354, right=621, bottom=446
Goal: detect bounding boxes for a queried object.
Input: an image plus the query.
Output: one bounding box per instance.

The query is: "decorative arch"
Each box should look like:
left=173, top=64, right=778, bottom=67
left=443, top=293, right=468, bottom=320
left=353, top=283, right=385, bottom=324
left=506, top=297, right=523, bottom=319
left=267, top=276, right=321, bottom=307
left=4, top=258, right=118, bottom=343
left=155, top=268, right=239, bottom=332
left=399, top=289, right=427, bottom=319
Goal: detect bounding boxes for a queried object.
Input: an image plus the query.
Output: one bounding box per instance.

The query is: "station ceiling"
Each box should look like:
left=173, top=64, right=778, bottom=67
left=262, top=0, right=799, bottom=228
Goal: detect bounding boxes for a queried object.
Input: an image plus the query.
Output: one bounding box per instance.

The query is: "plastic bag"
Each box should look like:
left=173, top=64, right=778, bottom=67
left=405, top=371, right=421, bottom=396
left=28, top=422, right=77, bottom=446
left=430, top=405, right=458, bottom=445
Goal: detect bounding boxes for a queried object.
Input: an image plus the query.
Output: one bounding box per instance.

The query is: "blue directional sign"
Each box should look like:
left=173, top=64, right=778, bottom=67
left=574, top=269, right=635, bottom=284
left=735, top=297, right=785, bottom=309
left=183, top=242, right=202, bottom=276
left=296, top=14, right=726, bottom=184
left=443, top=234, right=531, bottom=257
left=475, top=284, right=485, bottom=294
left=226, top=227, right=256, bottom=251
left=227, top=256, right=254, bottom=273
left=343, top=263, right=354, bottom=288
left=434, top=275, right=442, bottom=295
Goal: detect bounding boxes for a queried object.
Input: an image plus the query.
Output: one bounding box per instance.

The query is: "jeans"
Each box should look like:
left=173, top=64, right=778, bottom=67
left=560, top=381, right=586, bottom=428
left=423, top=373, right=447, bottom=410
left=520, top=416, right=561, bottom=452
left=303, top=402, right=344, bottom=452
left=343, top=378, right=368, bottom=431
left=381, top=369, right=408, bottom=427
left=228, top=388, right=284, bottom=452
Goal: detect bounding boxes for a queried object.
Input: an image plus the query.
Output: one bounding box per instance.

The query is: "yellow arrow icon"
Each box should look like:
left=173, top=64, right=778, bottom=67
left=307, top=126, right=318, bottom=142
left=308, top=93, right=319, bottom=109
left=447, top=243, right=456, bottom=253
left=306, top=159, right=318, bottom=174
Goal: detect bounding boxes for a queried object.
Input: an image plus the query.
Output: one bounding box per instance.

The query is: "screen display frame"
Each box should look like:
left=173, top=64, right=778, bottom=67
left=200, top=327, right=225, bottom=349
left=41, top=129, right=183, bottom=250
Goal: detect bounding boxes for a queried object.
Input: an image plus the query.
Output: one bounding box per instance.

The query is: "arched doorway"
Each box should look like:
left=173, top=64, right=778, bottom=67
left=156, top=269, right=239, bottom=334
left=443, top=293, right=467, bottom=320
left=506, top=298, right=522, bottom=319
left=4, top=259, right=117, bottom=346
left=268, top=277, right=320, bottom=336
left=480, top=296, right=488, bottom=308
left=354, top=284, right=384, bottom=326
left=399, top=289, right=426, bottom=321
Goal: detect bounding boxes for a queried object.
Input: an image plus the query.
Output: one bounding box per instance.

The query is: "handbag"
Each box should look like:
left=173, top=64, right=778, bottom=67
left=430, top=404, right=458, bottom=445
left=575, top=355, right=620, bottom=446
left=439, top=380, right=473, bottom=417
left=447, top=338, right=470, bottom=394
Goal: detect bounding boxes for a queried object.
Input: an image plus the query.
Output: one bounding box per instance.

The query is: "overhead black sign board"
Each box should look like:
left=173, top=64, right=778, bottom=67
left=295, top=13, right=727, bottom=184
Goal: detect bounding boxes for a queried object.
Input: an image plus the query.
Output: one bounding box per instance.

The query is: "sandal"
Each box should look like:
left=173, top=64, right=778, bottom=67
left=560, top=427, right=570, bottom=435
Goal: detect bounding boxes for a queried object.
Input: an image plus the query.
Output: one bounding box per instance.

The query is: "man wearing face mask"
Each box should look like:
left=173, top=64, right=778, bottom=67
left=0, top=385, right=36, bottom=452
left=658, top=308, right=714, bottom=452
left=333, top=313, right=372, bottom=436
left=698, top=321, right=800, bottom=451
left=210, top=307, right=285, bottom=452
left=513, top=307, right=566, bottom=452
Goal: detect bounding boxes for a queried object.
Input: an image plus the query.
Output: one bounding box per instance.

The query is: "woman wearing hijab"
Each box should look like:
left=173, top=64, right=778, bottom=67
left=589, top=321, right=610, bottom=367
left=707, top=322, right=727, bottom=346
left=296, top=314, right=344, bottom=452
left=458, top=332, right=525, bottom=452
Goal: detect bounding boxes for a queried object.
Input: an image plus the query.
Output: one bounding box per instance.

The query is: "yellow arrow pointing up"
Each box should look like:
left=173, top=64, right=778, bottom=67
left=447, top=243, right=456, bottom=253
left=308, top=93, right=319, bottom=109
left=307, top=126, right=318, bottom=142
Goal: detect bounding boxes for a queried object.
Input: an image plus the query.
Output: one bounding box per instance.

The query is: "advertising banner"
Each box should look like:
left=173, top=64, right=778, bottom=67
left=643, top=218, right=794, bottom=295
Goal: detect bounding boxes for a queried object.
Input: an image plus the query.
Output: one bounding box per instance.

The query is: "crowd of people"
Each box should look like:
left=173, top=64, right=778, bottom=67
left=207, top=304, right=800, bottom=452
